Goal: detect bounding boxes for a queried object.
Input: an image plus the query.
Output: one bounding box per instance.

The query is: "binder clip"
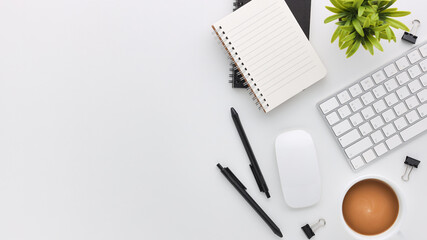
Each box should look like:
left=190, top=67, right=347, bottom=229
left=402, top=20, right=420, bottom=44
left=401, top=156, right=421, bottom=182
left=301, top=219, right=326, bottom=239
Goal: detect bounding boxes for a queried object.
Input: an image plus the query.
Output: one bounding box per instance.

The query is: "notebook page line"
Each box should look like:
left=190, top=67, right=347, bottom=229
left=244, top=33, right=298, bottom=67
left=251, top=43, right=303, bottom=77
left=263, top=58, right=314, bottom=91
left=236, top=23, right=290, bottom=53
left=257, top=53, right=310, bottom=87
left=267, top=65, right=316, bottom=96
left=252, top=43, right=304, bottom=78
left=227, top=2, right=278, bottom=33
left=258, top=53, right=311, bottom=87
left=232, top=14, right=286, bottom=45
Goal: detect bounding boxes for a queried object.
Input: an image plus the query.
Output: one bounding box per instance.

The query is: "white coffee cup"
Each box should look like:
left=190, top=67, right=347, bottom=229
left=340, top=175, right=406, bottom=240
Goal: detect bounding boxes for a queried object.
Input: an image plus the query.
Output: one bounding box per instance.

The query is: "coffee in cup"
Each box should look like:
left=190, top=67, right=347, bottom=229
left=342, top=178, right=399, bottom=236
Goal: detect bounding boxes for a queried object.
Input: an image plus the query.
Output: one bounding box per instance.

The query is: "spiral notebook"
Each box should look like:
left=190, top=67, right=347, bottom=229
left=229, top=0, right=312, bottom=88
left=212, top=0, right=327, bottom=113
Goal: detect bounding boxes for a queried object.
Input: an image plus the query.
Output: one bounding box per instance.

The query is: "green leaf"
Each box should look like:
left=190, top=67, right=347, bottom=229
left=347, top=39, right=361, bottom=58
left=353, top=0, right=363, bottom=8
left=367, top=34, right=384, bottom=51
left=381, top=8, right=398, bottom=13
left=385, top=27, right=392, bottom=39
left=383, top=11, right=411, bottom=17
left=331, top=27, right=341, bottom=43
left=380, top=0, right=397, bottom=11
left=358, top=6, right=365, bottom=16
left=361, top=40, right=368, bottom=50
left=385, top=17, right=410, bottom=31
left=365, top=39, right=375, bottom=55
left=352, top=18, right=364, bottom=37
left=330, top=0, right=349, bottom=11
left=340, top=40, right=354, bottom=49
left=324, top=13, right=347, bottom=23
left=371, top=24, right=390, bottom=32
left=342, top=31, right=357, bottom=42
left=363, top=17, right=370, bottom=28
left=325, top=6, right=342, bottom=13
left=339, top=25, right=355, bottom=32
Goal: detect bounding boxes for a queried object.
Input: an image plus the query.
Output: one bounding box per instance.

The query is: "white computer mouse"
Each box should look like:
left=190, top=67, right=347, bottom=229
left=275, top=130, right=321, bottom=208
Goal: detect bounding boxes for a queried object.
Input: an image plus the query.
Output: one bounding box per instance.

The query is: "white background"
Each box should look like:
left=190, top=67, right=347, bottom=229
left=0, top=0, right=426, bottom=239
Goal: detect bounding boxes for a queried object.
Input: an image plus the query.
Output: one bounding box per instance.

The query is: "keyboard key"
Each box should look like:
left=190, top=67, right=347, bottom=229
left=374, top=143, right=388, bottom=156
left=408, top=65, right=422, bottom=78
left=350, top=113, right=364, bottom=126
left=320, top=97, right=339, bottom=114
left=418, top=89, right=427, bottom=102
left=382, top=109, right=396, bottom=122
left=420, top=74, right=427, bottom=86
left=384, top=63, right=398, bottom=77
left=420, top=59, right=427, bottom=71
left=385, top=93, right=399, bottom=106
left=406, top=110, right=420, bottom=124
left=406, top=96, right=419, bottom=109
left=386, top=135, right=402, bottom=149
left=339, top=129, right=361, bottom=147
left=396, top=57, right=410, bottom=70
left=362, top=149, right=376, bottom=163
left=332, top=119, right=352, bottom=136
left=400, top=117, right=427, bottom=141
left=373, top=99, right=387, bottom=113
left=373, top=85, right=387, bottom=99
left=396, top=86, right=410, bottom=100
left=394, top=102, right=408, bottom=116
left=408, top=79, right=422, bottom=93
left=338, top=105, right=352, bottom=118
left=371, top=130, right=385, bottom=143
left=372, top=70, right=387, bottom=83
left=371, top=116, right=385, bottom=129
left=384, top=78, right=398, bottom=92
left=382, top=123, right=396, bottom=137
left=408, top=49, right=422, bottom=63
left=361, top=92, right=375, bottom=105
left=361, top=77, right=375, bottom=90
left=359, top=122, right=373, bottom=136
left=349, top=98, right=363, bottom=112
left=420, top=43, right=427, bottom=57
left=361, top=106, right=375, bottom=119
left=326, top=112, right=340, bottom=125
left=418, top=104, right=427, bottom=118
left=351, top=156, right=365, bottom=170
left=337, top=90, right=351, bottom=104
left=345, top=137, right=373, bottom=159
left=394, top=117, right=408, bottom=130
left=349, top=84, right=363, bottom=97
left=396, top=72, right=410, bottom=85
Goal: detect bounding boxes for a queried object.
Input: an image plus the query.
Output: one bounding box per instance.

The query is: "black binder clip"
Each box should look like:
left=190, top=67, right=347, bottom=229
left=401, top=156, right=421, bottom=182
left=402, top=20, right=420, bottom=44
left=301, top=219, right=326, bottom=239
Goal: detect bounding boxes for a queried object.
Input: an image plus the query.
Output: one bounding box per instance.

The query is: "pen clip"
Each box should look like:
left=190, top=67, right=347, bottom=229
left=225, top=167, right=247, bottom=190
left=250, top=164, right=263, bottom=192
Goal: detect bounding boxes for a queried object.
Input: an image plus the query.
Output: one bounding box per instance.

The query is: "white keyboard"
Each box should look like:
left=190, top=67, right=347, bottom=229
left=318, top=42, right=427, bottom=171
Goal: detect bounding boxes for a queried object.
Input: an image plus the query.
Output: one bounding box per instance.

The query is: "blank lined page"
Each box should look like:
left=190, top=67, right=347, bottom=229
left=213, top=0, right=326, bottom=112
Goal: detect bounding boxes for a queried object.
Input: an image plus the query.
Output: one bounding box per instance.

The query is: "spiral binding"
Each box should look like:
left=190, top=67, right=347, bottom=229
left=217, top=25, right=269, bottom=111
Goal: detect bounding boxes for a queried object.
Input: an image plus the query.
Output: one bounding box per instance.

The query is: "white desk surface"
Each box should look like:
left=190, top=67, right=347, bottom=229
left=0, top=0, right=426, bottom=239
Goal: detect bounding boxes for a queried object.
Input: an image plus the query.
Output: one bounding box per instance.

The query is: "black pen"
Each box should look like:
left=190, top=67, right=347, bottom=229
left=231, top=107, right=270, bottom=198
left=217, top=163, right=283, bottom=238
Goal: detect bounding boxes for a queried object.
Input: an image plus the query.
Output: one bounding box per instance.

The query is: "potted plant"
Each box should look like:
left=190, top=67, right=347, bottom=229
left=324, top=0, right=410, bottom=57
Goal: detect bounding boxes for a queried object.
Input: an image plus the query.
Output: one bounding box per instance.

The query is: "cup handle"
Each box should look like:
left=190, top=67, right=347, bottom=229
left=387, top=231, right=405, bottom=240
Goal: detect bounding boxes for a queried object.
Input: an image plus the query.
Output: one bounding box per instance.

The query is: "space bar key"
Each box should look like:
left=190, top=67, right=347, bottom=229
left=400, top=118, right=427, bottom=141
